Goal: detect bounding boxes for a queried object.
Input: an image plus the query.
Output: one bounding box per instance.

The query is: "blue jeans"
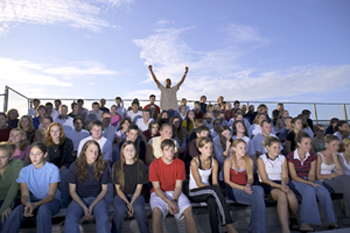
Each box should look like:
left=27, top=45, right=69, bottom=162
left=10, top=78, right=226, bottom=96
left=2, top=198, right=60, bottom=233
left=228, top=185, right=267, bottom=233
left=289, top=179, right=337, bottom=225
left=59, top=169, right=70, bottom=208
left=64, top=197, right=110, bottom=233
left=111, top=194, right=149, bottom=233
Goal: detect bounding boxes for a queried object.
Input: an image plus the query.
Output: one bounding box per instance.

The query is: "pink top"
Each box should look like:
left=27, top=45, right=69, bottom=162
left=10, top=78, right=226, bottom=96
left=12, top=146, right=30, bottom=161
left=111, top=115, right=122, bottom=127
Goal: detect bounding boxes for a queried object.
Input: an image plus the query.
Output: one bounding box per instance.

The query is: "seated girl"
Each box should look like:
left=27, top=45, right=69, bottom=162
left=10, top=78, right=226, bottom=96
left=111, top=141, right=149, bottom=233
left=213, top=126, right=233, bottom=170
left=223, top=139, right=267, bottom=233
left=285, top=117, right=302, bottom=155
left=142, top=121, right=160, bottom=142
left=182, top=110, right=195, bottom=136
left=0, top=142, right=24, bottom=230
left=287, top=132, right=339, bottom=232
left=189, top=137, right=237, bottom=233
left=18, top=115, right=36, bottom=144
left=32, top=105, right=47, bottom=130
left=312, top=124, right=326, bottom=153
left=45, top=122, right=75, bottom=207
left=2, top=142, right=61, bottom=233
left=8, top=128, right=30, bottom=163
left=115, top=118, right=132, bottom=144
left=170, top=116, right=187, bottom=156
left=64, top=140, right=110, bottom=233
left=232, top=120, right=255, bottom=161
left=6, top=109, right=19, bottom=128
left=110, top=105, right=122, bottom=127
left=248, top=113, right=267, bottom=138
left=316, top=135, right=350, bottom=219
left=339, top=138, right=350, bottom=176
left=258, top=136, right=298, bottom=233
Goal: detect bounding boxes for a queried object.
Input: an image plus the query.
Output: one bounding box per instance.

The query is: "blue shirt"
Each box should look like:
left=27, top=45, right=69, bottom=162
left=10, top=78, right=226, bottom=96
left=16, top=162, right=61, bottom=200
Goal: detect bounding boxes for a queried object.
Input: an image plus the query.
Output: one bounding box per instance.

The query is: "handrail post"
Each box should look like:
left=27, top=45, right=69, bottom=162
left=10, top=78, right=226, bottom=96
left=343, top=104, right=348, bottom=121
left=313, top=103, right=318, bottom=124
left=4, top=86, right=9, bottom=113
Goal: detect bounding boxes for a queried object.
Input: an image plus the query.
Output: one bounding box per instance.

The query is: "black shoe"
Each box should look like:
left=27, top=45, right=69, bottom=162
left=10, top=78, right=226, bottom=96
left=289, top=218, right=299, bottom=231
left=328, top=224, right=340, bottom=230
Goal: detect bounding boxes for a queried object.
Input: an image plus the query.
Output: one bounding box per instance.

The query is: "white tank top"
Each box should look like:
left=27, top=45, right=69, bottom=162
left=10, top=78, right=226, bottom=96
left=317, top=152, right=336, bottom=176
left=258, top=154, right=285, bottom=182
left=189, top=157, right=213, bottom=190
left=339, top=153, right=350, bottom=176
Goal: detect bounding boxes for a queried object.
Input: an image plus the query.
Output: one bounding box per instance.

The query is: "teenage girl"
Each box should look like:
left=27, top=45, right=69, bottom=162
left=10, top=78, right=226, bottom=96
left=8, top=128, right=30, bottom=163
left=0, top=142, right=24, bottom=230
left=189, top=137, right=237, bottom=233
left=18, top=115, right=36, bottom=144
left=224, top=139, right=267, bottom=233
left=287, top=132, right=339, bottom=232
left=285, top=117, right=302, bottom=154
left=111, top=141, right=149, bottom=233
left=64, top=140, right=110, bottom=233
left=316, top=134, right=350, bottom=219
left=258, top=136, right=298, bottom=233
left=2, top=142, right=61, bottom=233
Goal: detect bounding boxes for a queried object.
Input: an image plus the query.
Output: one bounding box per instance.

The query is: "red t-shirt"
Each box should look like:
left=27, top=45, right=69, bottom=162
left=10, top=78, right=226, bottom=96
left=149, top=157, right=186, bottom=193
left=230, top=168, right=247, bottom=185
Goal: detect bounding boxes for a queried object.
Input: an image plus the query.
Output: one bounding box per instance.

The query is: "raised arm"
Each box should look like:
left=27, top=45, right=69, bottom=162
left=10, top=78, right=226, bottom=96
left=148, top=65, right=161, bottom=88
left=176, top=66, right=189, bottom=89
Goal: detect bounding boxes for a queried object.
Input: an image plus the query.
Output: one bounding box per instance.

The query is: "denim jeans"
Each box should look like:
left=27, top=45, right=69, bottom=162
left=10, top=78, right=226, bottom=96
left=289, top=179, right=337, bottom=225
left=111, top=194, right=149, bottom=233
left=228, top=185, right=267, bottom=233
left=59, top=169, right=70, bottom=208
left=64, top=196, right=110, bottom=233
left=2, top=197, right=60, bottom=233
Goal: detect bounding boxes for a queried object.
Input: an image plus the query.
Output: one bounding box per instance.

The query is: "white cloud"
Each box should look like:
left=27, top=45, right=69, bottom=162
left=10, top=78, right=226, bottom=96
left=0, top=0, right=131, bottom=34
left=0, top=57, right=119, bottom=96
left=134, top=24, right=350, bottom=102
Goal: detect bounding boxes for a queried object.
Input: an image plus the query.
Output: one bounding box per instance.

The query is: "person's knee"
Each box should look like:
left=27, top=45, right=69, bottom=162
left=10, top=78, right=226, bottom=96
left=182, top=206, right=194, bottom=218
left=252, top=185, right=264, bottom=196
left=152, top=207, right=163, bottom=219
left=300, top=184, right=316, bottom=196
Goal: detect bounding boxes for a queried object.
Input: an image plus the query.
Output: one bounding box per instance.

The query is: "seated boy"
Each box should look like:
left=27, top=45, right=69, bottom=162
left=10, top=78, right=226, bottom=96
left=149, top=139, right=198, bottom=233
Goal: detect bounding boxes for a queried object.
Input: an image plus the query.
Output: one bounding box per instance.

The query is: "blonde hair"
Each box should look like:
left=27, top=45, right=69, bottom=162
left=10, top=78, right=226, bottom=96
left=8, top=128, right=29, bottom=151
left=196, top=137, right=212, bottom=149
left=230, top=139, right=252, bottom=175
left=339, top=138, right=350, bottom=152
left=325, top=134, right=340, bottom=144
left=262, top=135, right=280, bottom=147
left=0, top=142, right=16, bottom=158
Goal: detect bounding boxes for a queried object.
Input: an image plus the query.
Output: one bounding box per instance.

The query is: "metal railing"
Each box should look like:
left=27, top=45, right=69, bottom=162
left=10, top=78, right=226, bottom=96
left=2, top=86, right=349, bottom=125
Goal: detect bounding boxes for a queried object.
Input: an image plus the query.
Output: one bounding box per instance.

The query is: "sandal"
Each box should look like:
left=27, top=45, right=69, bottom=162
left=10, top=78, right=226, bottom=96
left=289, top=217, right=299, bottom=231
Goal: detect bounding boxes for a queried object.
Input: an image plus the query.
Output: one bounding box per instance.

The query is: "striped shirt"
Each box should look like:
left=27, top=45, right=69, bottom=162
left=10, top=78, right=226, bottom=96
left=287, top=149, right=316, bottom=178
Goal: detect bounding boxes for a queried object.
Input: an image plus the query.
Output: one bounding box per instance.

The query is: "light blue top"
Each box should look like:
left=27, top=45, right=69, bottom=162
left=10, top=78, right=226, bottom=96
left=16, top=162, right=61, bottom=200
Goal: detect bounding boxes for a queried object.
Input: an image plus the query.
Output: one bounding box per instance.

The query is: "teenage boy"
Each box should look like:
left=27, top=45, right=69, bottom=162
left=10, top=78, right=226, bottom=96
left=184, top=126, right=210, bottom=162
left=77, top=120, right=112, bottom=162
left=126, top=99, right=143, bottom=122
left=199, top=95, right=207, bottom=114
left=54, top=105, right=74, bottom=134
left=101, top=112, right=116, bottom=143
left=144, top=94, right=160, bottom=113
left=149, top=139, right=198, bottom=233
left=136, top=109, right=154, bottom=132
left=119, top=125, right=146, bottom=163
left=28, top=98, right=40, bottom=118
left=45, top=102, right=59, bottom=119
left=86, top=102, right=103, bottom=127
left=147, top=124, right=179, bottom=164
left=68, top=102, right=85, bottom=119
left=114, top=97, right=126, bottom=118
left=65, top=116, right=90, bottom=153
left=77, top=99, right=88, bottom=118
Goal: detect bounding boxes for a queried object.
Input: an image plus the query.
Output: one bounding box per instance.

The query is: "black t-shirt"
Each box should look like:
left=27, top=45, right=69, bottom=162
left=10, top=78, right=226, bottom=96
left=286, top=131, right=297, bottom=152
left=112, top=162, right=148, bottom=195
left=67, top=161, right=110, bottom=198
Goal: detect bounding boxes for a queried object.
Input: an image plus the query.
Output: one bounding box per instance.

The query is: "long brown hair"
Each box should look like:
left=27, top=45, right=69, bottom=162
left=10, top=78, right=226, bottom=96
left=170, top=116, right=184, bottom=141
left=76, top=140, right=105, bottom=183
left=45, top=122, right=66, bottom=147
left=112, top=141, right=142, bottom=191
left=230, top=139, right=252, bottom=175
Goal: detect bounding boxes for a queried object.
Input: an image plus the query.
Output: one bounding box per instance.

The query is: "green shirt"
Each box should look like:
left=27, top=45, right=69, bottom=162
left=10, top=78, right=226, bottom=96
left=0, top=159, right=24, bottom=214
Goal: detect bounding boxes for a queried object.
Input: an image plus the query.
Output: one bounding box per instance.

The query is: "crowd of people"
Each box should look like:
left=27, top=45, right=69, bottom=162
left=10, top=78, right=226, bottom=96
left=1, top=93, right=350, bottom=233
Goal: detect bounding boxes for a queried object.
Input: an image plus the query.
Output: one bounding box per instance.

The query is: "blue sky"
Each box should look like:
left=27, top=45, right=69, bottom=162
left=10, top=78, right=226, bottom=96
left=1, top=0, right=350, bottom=116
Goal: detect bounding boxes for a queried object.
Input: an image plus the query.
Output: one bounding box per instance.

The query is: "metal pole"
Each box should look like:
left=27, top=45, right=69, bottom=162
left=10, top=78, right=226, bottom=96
left=343, top=104, right=348, bottom=121
left=312, top=103, right=318, bottom=124
left=4, top=86, right=9, bottom=113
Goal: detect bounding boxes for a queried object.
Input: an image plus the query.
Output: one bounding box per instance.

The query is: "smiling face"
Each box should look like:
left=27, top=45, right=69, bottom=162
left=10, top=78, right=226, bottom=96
left=160, top=125, right=173, bottom=140
left=20, top=117, right=30, bottom=128
left=9, top=130, right=23, bottom=144
left=50, top=125, right=61, bottom=143
left=297, top=137, right=312, bottom=154
left=151, top=123, right=159, bottom=136
left=326, top=139, right=340, bottom=153
left=266, top=142, right=280, bottom=157
left=126, top=129, right=138, bottom=142
left=261, top=122, right=272, bottom=136
left=165, top=79, right=172, bottom=88
left=85, top=143, right=99, bottom=165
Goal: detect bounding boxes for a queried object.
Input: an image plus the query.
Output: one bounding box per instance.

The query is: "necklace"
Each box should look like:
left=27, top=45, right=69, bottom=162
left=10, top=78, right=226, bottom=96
left=53, top=144, right=59, bottom=153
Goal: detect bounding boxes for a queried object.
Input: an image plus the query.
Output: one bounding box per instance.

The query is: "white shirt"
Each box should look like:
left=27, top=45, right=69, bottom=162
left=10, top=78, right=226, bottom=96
left=126, top=110, right=142, bottom=122
left=258, top=154, right=285, bottom=182
left=77, top=136, right=113, bottom=161
left=136, top=118, right=154, bottom=132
